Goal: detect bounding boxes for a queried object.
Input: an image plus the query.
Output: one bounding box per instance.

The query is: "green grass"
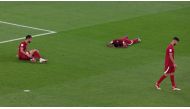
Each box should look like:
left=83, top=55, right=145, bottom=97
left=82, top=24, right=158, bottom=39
left=0, top=1, right=190, bottom=106
left=0, top=23, right=45, bottom=41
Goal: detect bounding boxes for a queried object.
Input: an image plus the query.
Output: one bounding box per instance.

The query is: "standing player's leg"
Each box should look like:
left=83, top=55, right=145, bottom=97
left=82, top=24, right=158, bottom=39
left=170, top=73, right=176, bottom=89
left=171, top=74, right=181, bottom=90
left=155, top=67, right=170, bottom=90
left=169, top=67, right=181, bottom=91
left=155, top=74, right=167, bottom=90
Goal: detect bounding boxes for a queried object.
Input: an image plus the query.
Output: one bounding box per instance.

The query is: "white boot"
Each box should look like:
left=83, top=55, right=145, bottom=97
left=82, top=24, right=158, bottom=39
left=172, top=87, right=181, bottom=91
left=39, top=58, right=48, bottom=63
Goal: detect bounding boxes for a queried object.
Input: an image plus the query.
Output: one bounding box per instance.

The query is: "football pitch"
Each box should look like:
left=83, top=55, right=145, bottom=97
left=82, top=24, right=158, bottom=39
left=0, top=1, right=190, bottom=106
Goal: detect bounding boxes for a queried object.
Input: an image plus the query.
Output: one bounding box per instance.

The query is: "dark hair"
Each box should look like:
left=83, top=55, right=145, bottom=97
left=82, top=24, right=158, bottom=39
left=26, top=35, right=32, bottom=39
left=113, top=42, right=123, bottom=47
left=114, top=43, right=119, bottom=47
left=173, top=37, right=180, bottom=42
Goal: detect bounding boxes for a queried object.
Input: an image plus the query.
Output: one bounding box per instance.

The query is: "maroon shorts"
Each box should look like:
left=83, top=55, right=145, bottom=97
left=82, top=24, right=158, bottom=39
left=164, top=66, right=175, bottom=74
left=18, top=53, right=30, bottom=60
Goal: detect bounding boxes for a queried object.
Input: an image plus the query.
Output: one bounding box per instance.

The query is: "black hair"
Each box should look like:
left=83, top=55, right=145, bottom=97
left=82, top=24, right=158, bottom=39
left=113, top=43, right=119, bottom=47
left=173, top=37, right=180, bottom=42
left=26, top=35, right=32, bottom=39
left=113, top=42, right=123, bottom=47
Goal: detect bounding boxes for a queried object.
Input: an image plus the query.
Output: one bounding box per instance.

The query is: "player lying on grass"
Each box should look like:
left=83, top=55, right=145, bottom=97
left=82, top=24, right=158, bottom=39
left=17, top=35, right=48, bottom=63
left=107, top=36, right=141, bottom=48
left=155, top=37, right=180, bottom=91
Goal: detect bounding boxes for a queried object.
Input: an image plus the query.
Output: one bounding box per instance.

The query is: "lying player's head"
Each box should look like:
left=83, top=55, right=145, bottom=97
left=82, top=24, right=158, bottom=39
left=112, top=40, right=123, bottom=48
left=25, top=35, right=32, bottom=43
left=172, top=37, right=180, bottom=46
left=113, top=43, right=119, bottom=47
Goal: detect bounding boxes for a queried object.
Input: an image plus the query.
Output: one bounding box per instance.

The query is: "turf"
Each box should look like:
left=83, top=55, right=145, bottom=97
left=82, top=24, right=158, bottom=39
left=0, top=23, right=44, bottom=41
left=0, top=1, right=190, bottom=106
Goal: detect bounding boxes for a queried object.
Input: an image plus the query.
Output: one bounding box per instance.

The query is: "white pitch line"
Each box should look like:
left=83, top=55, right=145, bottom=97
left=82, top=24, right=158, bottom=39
left=0, top=20, right=55, bottom=33
left=0, top=20, right=56, bottom=44
left=0, top=32, right=56, bottom=44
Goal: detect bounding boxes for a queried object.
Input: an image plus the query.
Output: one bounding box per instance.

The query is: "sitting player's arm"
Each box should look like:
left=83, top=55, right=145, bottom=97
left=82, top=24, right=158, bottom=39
left=20, top=47, right=32, bottom=58
left=122, top=41, right=128, bottom=48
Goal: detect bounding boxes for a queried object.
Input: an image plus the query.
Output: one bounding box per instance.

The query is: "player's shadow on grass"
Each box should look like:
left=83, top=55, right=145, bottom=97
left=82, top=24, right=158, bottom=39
left=0, top=56, right=40, bottom=64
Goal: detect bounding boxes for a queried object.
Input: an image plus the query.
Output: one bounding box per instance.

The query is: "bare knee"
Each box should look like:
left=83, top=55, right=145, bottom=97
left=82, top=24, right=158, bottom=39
left=33, top=49, right=39, bottom=53
left=29, top=49, right=39, bottom=55
left=170, top=73, right=174, bottom=76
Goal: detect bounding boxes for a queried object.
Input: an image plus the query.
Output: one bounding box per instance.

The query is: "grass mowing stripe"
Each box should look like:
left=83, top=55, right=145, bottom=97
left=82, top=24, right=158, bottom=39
left=0, top=32, right=56, bottom=44
left=0, top=20, right=56, bottom=44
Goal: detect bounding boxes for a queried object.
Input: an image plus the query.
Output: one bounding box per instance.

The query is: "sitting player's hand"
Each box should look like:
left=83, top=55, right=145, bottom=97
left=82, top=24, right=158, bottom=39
left=26, top=52, right=32, bottom=58
left=30, top=58, right=36, bottom=63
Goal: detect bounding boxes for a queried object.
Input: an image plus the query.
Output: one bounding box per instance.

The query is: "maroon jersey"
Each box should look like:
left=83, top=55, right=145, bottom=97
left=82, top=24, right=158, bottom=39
left=111, top=36, right=129, bottom=47
left=120, top=37, right=133, bottom=45
left=165, top=44, right=174, bottom=67
left=18, top=41, right=29, bottom=60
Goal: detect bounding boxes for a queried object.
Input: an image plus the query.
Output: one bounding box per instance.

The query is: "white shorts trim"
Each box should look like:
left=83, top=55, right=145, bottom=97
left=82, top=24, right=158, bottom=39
left=164, top=67, right=170, bottom=74
left=128, top=40, right=133, bottom=45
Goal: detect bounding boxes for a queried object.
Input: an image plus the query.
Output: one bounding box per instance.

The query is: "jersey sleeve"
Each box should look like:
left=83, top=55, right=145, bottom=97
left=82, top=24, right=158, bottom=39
left=168, top=47, right=173, bottom=54
left=20, top=43, right=24, bottom=49
left=19, top=43, right=27, bottom=51
left=20, top=43, right=24, bottom=47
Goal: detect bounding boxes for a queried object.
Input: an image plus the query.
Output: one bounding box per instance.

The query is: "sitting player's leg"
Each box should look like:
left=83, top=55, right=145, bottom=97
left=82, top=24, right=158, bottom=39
left=29, top=49, right=48, bottom=63
left=18, top=53, right=31, bottom=61
left=30, top=49, right=41, bottom=59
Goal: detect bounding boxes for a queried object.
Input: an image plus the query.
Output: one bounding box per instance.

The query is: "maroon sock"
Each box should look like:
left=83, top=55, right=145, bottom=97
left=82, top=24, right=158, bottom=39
left=170, top=75, right=176, bottom=88
left=33, top=51, right=41, bottom=59
left=157, top=75, right=167, bottom=85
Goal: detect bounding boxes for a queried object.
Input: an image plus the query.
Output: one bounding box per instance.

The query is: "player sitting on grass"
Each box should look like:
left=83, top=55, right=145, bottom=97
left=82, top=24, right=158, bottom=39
left=107, top=36, right=141, bottom=48
left=17, top=35, right=48, bottom=63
